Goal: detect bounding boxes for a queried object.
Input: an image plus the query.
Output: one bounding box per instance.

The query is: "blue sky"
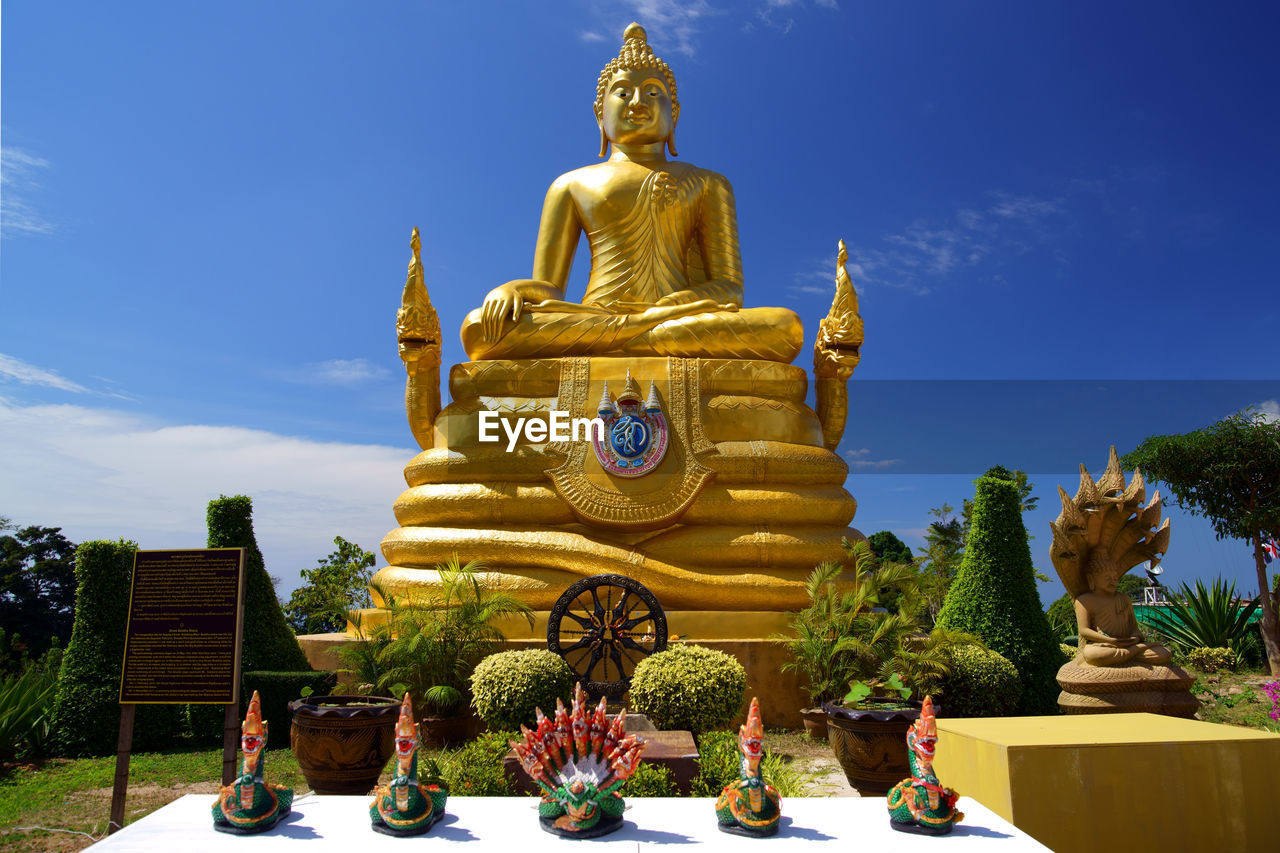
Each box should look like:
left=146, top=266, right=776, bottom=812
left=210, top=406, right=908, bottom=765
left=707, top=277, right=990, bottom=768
left=2, top=1, right=1277, bottom=602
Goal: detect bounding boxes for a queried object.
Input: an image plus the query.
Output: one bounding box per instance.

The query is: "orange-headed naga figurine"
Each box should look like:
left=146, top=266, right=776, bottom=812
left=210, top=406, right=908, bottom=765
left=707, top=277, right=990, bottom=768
left=886, top=695, right=963, bottom=835
left=369, top=693, right=449, bottom=835
left=715, top=697, right=781, bottom=836
left=212, top=690, right=294, bottom=834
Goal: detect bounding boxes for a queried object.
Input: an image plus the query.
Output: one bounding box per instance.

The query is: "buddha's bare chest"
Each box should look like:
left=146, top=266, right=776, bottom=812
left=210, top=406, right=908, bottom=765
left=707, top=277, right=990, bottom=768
left=573, top=165, right=700, bottom=233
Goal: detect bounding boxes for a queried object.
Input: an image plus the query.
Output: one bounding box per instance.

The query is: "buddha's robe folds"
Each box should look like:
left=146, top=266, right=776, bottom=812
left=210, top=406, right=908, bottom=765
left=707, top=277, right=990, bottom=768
left=460, top=163, right=803, bottom=363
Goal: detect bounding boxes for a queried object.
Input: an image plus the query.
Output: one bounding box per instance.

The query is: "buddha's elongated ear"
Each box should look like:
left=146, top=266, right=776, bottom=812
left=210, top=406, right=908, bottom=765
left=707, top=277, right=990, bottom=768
left=666, top=128, right=678, bottom=158
left=598, top=123, right=609, bottom=158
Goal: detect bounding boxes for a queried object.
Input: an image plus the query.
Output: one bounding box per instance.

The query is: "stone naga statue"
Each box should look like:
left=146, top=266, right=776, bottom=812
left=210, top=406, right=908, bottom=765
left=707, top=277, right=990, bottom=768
left=212, top=690, right=293, bottom=834
left=1050, top=447, right=1172, bottom=667
left=1050, top=447, right=1196, bottom=716
left=715, top=697, right=781, bottom=837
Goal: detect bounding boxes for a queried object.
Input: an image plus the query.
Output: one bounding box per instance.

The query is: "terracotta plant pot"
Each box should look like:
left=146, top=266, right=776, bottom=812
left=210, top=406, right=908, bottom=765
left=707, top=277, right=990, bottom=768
left=418, top=708, right=486, bottom=749
left=800, top=707, right=828, bottom=740
left=289, top=695, right=400, bottom=795
left=823, top=698, right=927, bottom=796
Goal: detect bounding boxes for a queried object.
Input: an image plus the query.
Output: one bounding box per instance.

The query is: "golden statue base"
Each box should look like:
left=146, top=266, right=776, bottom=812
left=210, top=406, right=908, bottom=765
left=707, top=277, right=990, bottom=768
left=376, top=356, right=863, bottom=614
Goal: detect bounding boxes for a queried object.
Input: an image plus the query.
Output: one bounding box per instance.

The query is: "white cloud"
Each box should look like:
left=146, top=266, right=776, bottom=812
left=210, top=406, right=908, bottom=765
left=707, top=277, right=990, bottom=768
left=827, top=189, right=1065, bottom=295
left=1, top=147, right=54, bottom=237
left=0, top=398, right=413, bottom=594
left=280, top=358, right=393, bottom=386
left=843, top=447, right=902, bottom=469
left=0, top=353, right=91, bottom=393
left=622, top=0, right=719, bottom=57
left=1253, top=399, right=1280, bottom=424
left=579, top=31, right=608, bottom=43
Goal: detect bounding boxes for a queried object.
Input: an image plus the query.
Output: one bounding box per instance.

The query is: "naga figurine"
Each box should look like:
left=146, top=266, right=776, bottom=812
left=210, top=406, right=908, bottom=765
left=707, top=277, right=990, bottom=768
left=369, top=693, right=448, bottom=836
left=714, top=696, right=781, bottom=837
left=813, top=239, right=864, bottom=451
left=511, top=683, right=647, bottom=838
left=886, top=696, right=963, bottom=836
left=212, top=690, right=294, bottom=834
left=396, top=226, right=442, bottom=450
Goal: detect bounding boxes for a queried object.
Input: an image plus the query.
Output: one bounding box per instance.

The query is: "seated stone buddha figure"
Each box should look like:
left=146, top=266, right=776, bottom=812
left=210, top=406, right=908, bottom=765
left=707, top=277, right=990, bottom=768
left=1074, top=547, right=1172, bottom=667
left=459, top=23, right=803, bottom=363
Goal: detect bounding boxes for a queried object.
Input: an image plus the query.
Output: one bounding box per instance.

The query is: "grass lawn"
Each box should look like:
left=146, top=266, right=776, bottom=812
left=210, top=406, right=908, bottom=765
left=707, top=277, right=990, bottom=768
left=2, top=672, right=1274, bottom=851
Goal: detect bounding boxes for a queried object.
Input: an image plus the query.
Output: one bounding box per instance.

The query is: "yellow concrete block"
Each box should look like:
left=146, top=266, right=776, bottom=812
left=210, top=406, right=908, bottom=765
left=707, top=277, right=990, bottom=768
left=933, top=714, right=1280, bottom=853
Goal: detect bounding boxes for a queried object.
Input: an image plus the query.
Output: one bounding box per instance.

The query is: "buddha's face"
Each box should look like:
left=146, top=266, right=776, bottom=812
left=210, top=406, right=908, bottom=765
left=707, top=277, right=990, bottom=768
left=599, top=68, right=673, bottom=146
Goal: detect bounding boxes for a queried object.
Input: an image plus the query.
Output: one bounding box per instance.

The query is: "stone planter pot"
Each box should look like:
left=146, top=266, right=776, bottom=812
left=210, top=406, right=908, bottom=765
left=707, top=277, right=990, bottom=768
left=800, top=707, right=828, bottom=740
left=823, top=698, right=926, bottom=796
left=418, top=709, right=486, bottom=749
left=289, top=695, right=400, bottom=795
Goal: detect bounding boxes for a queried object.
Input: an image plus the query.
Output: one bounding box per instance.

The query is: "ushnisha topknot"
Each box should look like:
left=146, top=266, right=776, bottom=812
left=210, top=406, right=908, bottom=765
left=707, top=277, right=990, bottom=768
left=594, top=22, right=680, bottom=125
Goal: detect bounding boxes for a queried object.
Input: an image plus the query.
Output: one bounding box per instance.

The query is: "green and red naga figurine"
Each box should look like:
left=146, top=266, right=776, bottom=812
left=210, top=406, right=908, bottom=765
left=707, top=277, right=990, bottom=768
left=511, top=683, right=647, bottom=838
left=886, top=695, right=963, bottom=835
left=369, top=693, right=449, bottom=836
left=211, top=690, right=294, bottom=834
left=715, top=696, right=782, bottom=836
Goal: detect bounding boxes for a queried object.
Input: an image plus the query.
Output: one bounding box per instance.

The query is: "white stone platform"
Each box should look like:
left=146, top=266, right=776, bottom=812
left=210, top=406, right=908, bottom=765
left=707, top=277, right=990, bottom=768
left=93, top=793, right=1049, bottom=850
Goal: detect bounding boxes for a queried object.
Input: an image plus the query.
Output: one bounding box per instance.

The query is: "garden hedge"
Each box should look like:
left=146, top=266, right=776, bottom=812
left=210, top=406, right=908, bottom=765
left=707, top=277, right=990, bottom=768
left=936, top=471, right=1062, bottom=714
left=49, top=540, right=181, bottom=755
left=207, top=495, right=310, bottom=672
left=628, top=645, right=745, bottom=734
left=470, top=649, right=576, bottom=732
left=939, top=644, right=1023, bottom=718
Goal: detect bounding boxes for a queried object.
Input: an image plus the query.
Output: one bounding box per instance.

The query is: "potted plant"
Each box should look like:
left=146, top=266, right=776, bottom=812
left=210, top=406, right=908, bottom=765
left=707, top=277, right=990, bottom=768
left=288, top=691, right=401, bottom=795
left=374, top=556, right=532, bottom=747
left=777, top=541, right=924, bottom=739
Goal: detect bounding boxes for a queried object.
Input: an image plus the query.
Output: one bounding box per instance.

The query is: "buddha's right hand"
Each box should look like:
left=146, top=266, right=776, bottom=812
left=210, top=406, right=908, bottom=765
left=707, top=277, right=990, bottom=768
left=481, top=283, right=526, bottom=342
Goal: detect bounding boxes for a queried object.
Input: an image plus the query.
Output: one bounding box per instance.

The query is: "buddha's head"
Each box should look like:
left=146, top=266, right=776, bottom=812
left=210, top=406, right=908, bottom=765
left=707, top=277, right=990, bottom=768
left=594, top=23, right=680, bottom=156
left=1084, top=546, right=1121, bottom=595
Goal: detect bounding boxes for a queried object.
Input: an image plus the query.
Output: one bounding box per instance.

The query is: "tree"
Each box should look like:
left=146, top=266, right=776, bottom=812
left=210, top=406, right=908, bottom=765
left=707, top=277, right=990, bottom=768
left=867, top=531, right=913, bottom=564
left=937, top=472, right=1062, bottom=714
left=0, top=520, right=77, bottom=666
left=283, top=536, right=377, bottom=635
left=912, top=505, right=965, bottom=622
left=1122, top=410, right=1280, bottom=675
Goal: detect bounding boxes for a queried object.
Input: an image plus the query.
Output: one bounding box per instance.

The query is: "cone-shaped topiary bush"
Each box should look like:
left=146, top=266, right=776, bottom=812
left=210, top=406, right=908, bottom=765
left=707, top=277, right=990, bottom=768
left=49, top=540, right=180, bottom=755
left=936, top=471, right=1061, bottom=714
left=629, top=645, right=746, bottom=733
left=206, top=495, right=310, bottom=672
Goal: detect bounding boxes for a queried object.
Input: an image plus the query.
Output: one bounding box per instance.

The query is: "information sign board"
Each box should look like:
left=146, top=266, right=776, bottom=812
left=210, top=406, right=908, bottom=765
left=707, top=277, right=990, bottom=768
left=119, top=548, right=246, bottom=704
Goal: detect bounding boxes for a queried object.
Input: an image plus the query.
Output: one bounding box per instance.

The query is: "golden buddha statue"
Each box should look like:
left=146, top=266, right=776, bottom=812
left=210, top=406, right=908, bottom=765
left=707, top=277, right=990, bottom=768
left=1049, top=448, right=1196, bottom=716
left=459, top=23, right=802, bottom=365
left=376, top=23, right=865, bottom=621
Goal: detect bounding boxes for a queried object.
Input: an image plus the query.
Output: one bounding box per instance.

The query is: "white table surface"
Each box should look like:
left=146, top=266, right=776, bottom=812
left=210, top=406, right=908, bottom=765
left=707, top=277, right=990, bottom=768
left=92, top=793, right=1050, bottom=850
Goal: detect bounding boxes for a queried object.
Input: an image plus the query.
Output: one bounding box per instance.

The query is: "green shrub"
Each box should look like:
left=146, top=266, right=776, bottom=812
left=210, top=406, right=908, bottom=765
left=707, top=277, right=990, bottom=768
left=207, top=496, right=310, bottom=672
left=1186, top=647, right=1235, bottom=673
left=690, top=730, right=739, bottom=796
left=936, top=474, right=1062, bottom=714
left=687, top=729, right=816, bottom=798
left=48, top=541, right=181, bottom=755
left=0, top=665, right=57, bottom=760
left=438, top=730, right=517, bottom=796
left=470, top=650, right=576, bottom=732
left=938, top=644, right=1023, bottom=718
left=623, top=761, right=678, bottom=797
left=629, top=645, right=746, bottom=734
left=187, top=670, right=337, bottom=744
left=1060, top=643, right=1077, bottom=663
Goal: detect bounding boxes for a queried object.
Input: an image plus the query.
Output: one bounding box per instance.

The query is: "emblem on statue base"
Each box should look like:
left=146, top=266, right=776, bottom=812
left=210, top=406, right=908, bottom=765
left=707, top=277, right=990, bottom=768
left=593, top=370, right=668, bottom=477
